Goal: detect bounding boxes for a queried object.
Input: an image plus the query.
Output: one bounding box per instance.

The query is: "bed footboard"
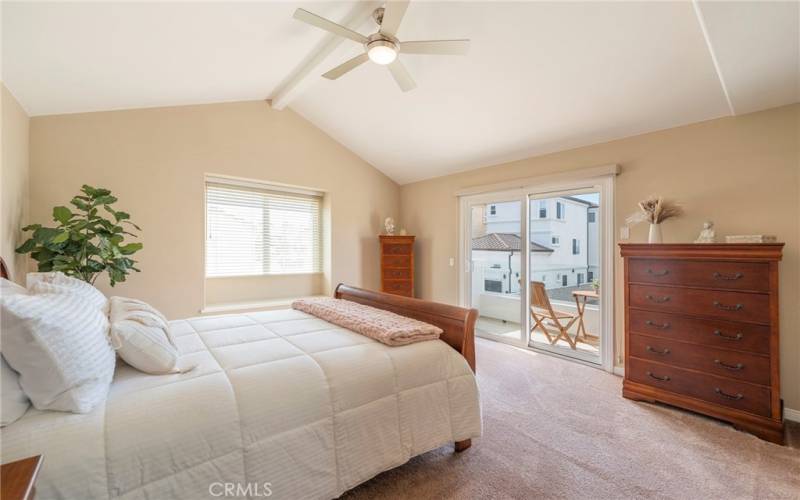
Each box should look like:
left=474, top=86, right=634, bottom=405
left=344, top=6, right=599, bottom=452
left=333, top=284, right=477, bottom=372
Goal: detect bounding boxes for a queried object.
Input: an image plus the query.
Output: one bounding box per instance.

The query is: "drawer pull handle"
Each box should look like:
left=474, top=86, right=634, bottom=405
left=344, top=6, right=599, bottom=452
left=713, top=329, right=743, bottom=341
left=645, top=320, right=671, bottom=330
left=646, top=371, right=670, bottom=382
left=714, top=388, right=744, bottom=401
left=713, top=272, right=743, bottom=281
left=647, top=269, right=670, bottom=277
left=645, top=345, right=670, bottom=355
left=714, top=359, right=744, bottom=371
left=713, top=301, right=743, bottom=311
left=646, top=294, right=671, bottom=303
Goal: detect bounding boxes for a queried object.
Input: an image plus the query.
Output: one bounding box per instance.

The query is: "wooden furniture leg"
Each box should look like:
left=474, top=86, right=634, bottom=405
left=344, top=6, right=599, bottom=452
left=454, top=439, right=471, bottom=452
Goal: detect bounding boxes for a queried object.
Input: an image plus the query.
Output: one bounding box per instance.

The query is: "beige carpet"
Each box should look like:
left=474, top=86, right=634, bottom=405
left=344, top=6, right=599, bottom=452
left=344, top=338, right=800, bottom=499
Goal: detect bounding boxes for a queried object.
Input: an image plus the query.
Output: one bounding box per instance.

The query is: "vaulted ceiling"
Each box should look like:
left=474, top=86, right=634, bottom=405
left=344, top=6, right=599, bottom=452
left=3, top=1, right=798, bottom=184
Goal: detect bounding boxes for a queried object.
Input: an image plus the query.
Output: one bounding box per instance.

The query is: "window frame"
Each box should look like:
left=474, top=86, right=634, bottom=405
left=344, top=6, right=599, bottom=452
left=205, top=176, right=324, bottom=278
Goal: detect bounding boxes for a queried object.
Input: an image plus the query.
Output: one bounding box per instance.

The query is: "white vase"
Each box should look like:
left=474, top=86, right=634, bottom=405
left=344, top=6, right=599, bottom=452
left=648, top=223, right=662, bottom=244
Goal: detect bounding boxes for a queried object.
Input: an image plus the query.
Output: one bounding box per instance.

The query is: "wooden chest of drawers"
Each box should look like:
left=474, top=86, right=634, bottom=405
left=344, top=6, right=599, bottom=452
left=380, top=235, right=414, bottom=297
left=620, top=243, right=784, bottom=444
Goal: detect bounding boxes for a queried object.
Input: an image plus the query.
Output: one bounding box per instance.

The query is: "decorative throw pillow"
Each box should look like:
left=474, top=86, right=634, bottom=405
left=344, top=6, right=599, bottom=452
left=0, top=279, right=31, bottom=426
left=1, top=290, right=116, bottom=413
left=109, top=296, right=183, bottom=374
left=26, top=272, right=109, bottom=313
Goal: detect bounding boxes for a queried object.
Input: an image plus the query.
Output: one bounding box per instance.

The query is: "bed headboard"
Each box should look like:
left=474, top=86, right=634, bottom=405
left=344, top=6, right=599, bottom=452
left=334, top=284, right=477, bottom=372
left=0, top=257, right=9, bottom=280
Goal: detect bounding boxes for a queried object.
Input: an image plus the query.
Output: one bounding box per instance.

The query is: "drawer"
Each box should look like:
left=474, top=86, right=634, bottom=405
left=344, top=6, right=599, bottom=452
left=629, top=284, right=770, bottom=324
left=383, top=243, right=412, bottom=255
left=629, top=334, right=770, bottom=385
left=629, top=309, right=771, bottom=354
left=629, top=259, right=769, bottom=292
left=382, top=255, right=411, bottom=268
left=627, top=358, right=771, bottom=417
left=383, top=268, right=411, bottom=280
left=383, top=280, right=412, bottom=295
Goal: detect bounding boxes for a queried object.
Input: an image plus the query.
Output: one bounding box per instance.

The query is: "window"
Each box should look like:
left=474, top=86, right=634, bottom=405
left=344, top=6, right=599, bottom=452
left=541, top=275, right=547, bottom=282
left=572, top=238, right=580, bottom=255
left=556, top=201, right=565, bottom=219
left=551, top=235, right=560, bottom=246
left=485, top=280, right=502, bottom=293
left=562, top=275, right=568, bottom=286
left=588, top=211, right=596, bottom=223
left=587, top=271, right=594, bottom=282
left=577, top=273, right=584, bottom=285
left=205, top=179, right=322, bottom=277
left=489, top=205, right=496, bottom=215
left=539, top=200, right=547, bottom=218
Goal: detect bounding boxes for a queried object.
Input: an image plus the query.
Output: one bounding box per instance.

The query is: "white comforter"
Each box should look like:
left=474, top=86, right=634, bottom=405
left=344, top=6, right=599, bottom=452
left=1, top=309, right=482, bottom=499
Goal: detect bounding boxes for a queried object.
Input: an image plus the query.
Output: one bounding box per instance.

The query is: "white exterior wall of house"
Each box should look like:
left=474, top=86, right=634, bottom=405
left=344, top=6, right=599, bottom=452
left=481, top=198, right=592, bottom=290
left=587, top=206, right=599, bottom=284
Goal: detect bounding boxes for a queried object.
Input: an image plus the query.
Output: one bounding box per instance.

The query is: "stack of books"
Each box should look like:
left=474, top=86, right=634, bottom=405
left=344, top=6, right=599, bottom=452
left=725, top=235, right=778, bottom=244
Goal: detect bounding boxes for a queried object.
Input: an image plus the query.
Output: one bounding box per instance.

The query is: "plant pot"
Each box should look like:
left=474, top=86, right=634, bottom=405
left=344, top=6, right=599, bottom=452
left=648, top=223, right=662, bottom=244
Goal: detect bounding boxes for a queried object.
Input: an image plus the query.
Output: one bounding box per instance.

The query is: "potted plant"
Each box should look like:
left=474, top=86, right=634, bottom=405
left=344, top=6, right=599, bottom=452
left=15, top=185, right=143, bottom=285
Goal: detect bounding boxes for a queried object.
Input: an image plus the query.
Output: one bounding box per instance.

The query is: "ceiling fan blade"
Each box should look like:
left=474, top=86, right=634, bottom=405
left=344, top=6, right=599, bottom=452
left=400, top=40, right=470, bottom=55
left=322, top=53, right=370, bottom=80
left=387, top=59, right=416, bottom=92
left=293, top=8, right=368, bottom=44
left=380, top=0, right=410, bottom=38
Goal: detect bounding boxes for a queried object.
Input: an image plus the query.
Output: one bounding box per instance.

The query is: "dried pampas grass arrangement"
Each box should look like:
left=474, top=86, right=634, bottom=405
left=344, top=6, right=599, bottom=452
left=626, top=196, right=683, bottom=226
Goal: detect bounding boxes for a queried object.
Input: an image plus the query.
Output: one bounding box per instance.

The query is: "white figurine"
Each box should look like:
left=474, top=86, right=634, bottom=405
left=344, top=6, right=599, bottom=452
left=695, top=221, right=716, bottom=243
left=384, top=217, right=395, bottom=235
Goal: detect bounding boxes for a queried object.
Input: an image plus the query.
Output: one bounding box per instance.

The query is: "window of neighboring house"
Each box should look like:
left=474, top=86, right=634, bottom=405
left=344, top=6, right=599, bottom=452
left=587, top=271, right=594, bottom=282
left=556, top=201, right=565, bottom=220
left=205, top=179, right=323, bottom=277
left=572, top=238, right=580, bottom=255
left=551, top=235, right=560, bottom=246
left=562, top=275, right=568, bottom=286
left=577, top=273, right=584, bottom=285
left=541, top=275, right=547, bottom=282
left=485, top=280, right=502, bottom=293
left=489, top=205, right=496, bottom=215
left=539, top=200, right=547, bottom=218
left=588, top=211, right=596, bottom=223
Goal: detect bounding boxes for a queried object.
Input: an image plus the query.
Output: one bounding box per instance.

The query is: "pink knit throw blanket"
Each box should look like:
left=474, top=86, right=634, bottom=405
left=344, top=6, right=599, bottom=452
left=291, top=297, right=442, bottom=346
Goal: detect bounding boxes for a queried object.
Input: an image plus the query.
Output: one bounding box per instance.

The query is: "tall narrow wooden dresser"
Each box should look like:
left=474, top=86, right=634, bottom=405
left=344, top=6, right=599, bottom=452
left=620, top=243, right=784, bottom=444
left=379, top=235, right=415, bottom=297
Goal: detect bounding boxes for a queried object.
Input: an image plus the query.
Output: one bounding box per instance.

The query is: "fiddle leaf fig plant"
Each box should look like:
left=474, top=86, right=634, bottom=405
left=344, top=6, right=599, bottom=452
left=15, top=184, right=143, bottom=286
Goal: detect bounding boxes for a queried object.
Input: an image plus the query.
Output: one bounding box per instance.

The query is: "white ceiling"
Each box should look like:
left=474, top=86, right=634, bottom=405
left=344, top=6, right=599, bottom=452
left=3, top=1, right=798, bottom=184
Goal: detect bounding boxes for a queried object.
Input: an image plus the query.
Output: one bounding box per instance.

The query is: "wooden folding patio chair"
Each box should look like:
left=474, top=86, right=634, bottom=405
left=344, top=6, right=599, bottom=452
left=529, top=281, right=580, bottom=349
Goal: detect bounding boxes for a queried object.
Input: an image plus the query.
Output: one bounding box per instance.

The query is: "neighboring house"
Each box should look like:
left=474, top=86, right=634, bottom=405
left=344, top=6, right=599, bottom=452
left=472, top=196, right=599, bottom=294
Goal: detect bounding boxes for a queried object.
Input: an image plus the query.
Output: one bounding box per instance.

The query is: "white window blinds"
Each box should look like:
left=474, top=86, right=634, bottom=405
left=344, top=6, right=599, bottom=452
left=205, top=180, right=322, bottom=277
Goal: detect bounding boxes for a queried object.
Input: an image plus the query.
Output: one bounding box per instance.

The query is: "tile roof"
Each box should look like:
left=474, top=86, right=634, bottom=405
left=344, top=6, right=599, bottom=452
left=471, top=233, right=553, bottom=252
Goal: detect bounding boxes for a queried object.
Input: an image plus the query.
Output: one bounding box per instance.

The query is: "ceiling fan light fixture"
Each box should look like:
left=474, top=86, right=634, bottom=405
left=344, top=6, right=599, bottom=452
left=366, top=40, right=398, bottom=65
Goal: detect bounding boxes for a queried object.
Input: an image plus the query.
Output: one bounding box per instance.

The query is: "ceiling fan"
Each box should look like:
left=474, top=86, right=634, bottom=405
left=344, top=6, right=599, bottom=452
left=293, top=1, right=470, bottom=92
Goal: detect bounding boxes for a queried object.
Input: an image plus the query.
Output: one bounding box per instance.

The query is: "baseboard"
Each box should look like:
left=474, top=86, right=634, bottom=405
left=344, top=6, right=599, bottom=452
left=612, top=366, right=624, bottom=377
left=784, top=407, right=800, bottom=423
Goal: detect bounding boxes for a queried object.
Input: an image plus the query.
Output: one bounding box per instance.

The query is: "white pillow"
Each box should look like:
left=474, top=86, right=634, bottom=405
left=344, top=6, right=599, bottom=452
left=109, top=297, right=183, bottom=374
left=1, top=356, right=30, bottom=426
left=0, top=279, right=31, bottom=426
left=26, top=272, right=108, bottom=312
left=1, top=290, right=116, bottom=413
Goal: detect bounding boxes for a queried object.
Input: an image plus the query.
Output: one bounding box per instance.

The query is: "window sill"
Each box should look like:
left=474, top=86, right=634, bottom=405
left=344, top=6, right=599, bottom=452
left=201, top=295, right=327, bottom=315
left=206, top=272, right=324, bottom=279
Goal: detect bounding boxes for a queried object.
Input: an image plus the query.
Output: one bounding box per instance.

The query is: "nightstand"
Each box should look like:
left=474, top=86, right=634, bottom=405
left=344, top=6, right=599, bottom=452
left=1, top=455, right=43, bottom=500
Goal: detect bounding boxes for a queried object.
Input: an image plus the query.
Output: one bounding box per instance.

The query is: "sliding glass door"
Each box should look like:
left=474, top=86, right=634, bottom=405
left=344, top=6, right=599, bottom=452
left=460, top=176, right=614, bottom=369
left=527, top=189, right=602, bottom=364
left=465, top=194, right=526, bottom=345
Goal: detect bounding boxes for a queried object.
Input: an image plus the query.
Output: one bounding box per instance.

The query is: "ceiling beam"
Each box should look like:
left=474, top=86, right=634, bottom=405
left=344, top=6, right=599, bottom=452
left=270, top=1, right=381, bottom=110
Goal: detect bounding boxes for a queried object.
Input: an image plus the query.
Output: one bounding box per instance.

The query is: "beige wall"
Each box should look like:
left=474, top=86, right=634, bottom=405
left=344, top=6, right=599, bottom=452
left=400, top=104, right=800, bottom=410
left=0, top=83, right=30, bottom=284
left=29, top=100, right=400, bottom=318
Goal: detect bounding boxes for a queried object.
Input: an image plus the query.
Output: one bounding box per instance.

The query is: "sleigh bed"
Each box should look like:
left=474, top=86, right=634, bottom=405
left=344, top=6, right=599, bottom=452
left=0, top=262, right=482, bottom=499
